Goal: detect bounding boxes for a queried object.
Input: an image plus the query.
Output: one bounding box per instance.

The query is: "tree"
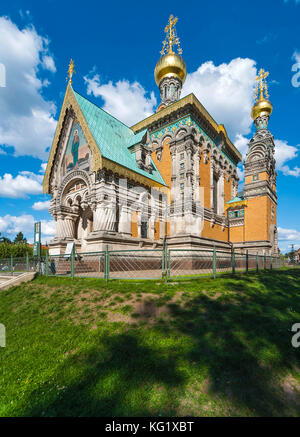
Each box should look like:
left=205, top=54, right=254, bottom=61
left=14, top=232, right=27, bottom=244
left=0, top=233, right=11, bottom=244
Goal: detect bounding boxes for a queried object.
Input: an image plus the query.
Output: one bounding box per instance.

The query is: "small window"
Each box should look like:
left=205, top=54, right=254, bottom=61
left=141, top=221, right=148, bottom=239
left=252, top=174, right=259, bottom=181
left=180, top=183, right=184, bottom=190
left=180, top=162, right=185, bottom=170
left=180, top=173, right=184, bottom=179
left=180, top=153, right=184, bottom=160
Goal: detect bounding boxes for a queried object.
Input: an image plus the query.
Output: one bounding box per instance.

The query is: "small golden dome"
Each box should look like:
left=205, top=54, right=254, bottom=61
left=154, top=52, right=187, bottom=86
left=251, top=98, right=273, bottom=120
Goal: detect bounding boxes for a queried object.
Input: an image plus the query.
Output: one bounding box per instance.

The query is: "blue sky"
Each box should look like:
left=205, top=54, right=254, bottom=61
left=0, top=0, right=299, bottom=252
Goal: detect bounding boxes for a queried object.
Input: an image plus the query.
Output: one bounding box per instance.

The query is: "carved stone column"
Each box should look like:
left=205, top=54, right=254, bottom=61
left=170, top=143, right=177, bottom=201
left=149, top=215, right=156, bottom=240
left=56, top=214, right=65, bottom=239
left=93, top=203, right=104, bottom=231
left=64, top=215, right=75, bottom=238
left=118, top=204, right=132, bottom=235
left=105, top=204, right=117, bottom=232
left=194, top=150, right=200, bottom=202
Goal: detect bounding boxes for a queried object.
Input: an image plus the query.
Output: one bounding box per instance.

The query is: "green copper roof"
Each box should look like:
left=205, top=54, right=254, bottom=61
left=126, top=129, right=148, bottom=148
left=73, top=89, right=166, bottom=186
left=226, top=196, right=244, bottom=204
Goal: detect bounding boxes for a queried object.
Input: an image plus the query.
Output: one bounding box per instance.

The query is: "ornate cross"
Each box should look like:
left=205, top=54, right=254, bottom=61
left=255, top=68, right=269, bottom=101
left=160, top=15, right=182, bottom=56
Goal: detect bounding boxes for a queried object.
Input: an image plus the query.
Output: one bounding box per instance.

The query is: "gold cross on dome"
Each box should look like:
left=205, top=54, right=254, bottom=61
left=160, top=14, right=182, bottom=56
left=255, top=68, right=269, bottom=102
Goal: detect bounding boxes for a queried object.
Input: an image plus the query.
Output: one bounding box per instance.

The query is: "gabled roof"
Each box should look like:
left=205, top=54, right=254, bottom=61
left=73, top=90, right=166, bottom=186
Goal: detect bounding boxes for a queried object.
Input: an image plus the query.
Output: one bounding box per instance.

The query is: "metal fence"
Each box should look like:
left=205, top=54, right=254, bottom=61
left=0, top=247, right=285, bottom=282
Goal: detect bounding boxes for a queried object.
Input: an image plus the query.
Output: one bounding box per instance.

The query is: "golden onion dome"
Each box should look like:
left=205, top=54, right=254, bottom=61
left=251, top=98, right=273, bottom=120
left=154, top=52, right=187, bottom=86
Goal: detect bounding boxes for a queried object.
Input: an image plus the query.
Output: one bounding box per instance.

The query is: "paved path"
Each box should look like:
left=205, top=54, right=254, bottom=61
left=0, top=272, right=36, bottom=291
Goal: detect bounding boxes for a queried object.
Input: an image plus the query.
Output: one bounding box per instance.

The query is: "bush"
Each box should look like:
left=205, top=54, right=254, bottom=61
left=0, top=243, right=33, bottom=259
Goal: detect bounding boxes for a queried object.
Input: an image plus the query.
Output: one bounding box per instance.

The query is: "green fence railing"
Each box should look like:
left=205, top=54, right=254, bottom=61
left=0, top=249, right=285, bottom=281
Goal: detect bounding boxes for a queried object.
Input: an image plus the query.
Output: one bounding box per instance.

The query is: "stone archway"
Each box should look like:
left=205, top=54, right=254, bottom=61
left=53, top=170, right=95, bottom=250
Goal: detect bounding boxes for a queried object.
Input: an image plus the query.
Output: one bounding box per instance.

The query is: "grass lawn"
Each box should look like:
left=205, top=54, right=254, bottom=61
left=0, top=269, right=300, bottom=417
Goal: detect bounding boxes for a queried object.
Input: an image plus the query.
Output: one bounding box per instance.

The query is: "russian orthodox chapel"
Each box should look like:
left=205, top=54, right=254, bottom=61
left=43, top=15, right=278, bottom=255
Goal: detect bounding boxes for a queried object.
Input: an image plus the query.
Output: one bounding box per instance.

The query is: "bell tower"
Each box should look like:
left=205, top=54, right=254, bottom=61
left=243, top=69, right=278, bottom=254
left=154, top=15, right=187, bottom=110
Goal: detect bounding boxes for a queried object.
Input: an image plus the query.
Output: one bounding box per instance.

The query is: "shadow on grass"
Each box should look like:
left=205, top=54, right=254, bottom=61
left=21, top=269, right=300, bottom=417
left=21, top=331, right=185, bottom=417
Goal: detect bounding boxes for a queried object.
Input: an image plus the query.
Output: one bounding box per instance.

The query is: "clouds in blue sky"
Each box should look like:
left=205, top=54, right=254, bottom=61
left=0, top=16, right=56, bottom=159
left=84, top=74, right=157, bottom=126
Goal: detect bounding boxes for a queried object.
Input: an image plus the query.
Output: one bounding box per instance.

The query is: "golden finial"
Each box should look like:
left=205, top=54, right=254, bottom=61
left=160, top=14, right=182, bottom=56
left=251, top=68, right=273, bottom=121
left=255, top=68, right=269, bottom=102
left=67, top=59, right=75, bottom=85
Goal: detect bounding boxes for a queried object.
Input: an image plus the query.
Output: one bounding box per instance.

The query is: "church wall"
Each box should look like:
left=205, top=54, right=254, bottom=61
left=244, top=197, right=269, bottom=242
left=151, top=138, right=172, bottom=188
left=202, top=220, right=227, bottom=241
left=154, top=221, right=160, bottom=240
left=229, top=225, right=244, bottom=243
left=131, top=211, right=138, bottom=237
left=199, top=153, right=211, bottom=209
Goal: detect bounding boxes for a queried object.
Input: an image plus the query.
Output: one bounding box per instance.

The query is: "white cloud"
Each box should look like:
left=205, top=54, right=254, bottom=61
left=281, top=165, right=300, bottom=177
left=278, top=226, right=300, bottom=254
left=40, top=219, right=55, bottom=237
left=293, top=51, right=300, bottom=63
left=42, top=55, right=56, bottom=73
left=274, top=139, right=300, bottom=176
left=182, top=58, right=257, bottom=141
left=84, top=73, right=157, bottom=126
left=274, top=139, right=298, bottom=168
left=0, top=171, right=43, bottom=198
left=0, top=214, right=55, bottom=243
left=40, top=162, right=47, bottom=173
left=234, top=134, right=250, bottom=159
left=278, top=226, right=300, bottom=241
left=32, top=200, right=50, bottom=210
left=0, top=16, right=57, bottom=159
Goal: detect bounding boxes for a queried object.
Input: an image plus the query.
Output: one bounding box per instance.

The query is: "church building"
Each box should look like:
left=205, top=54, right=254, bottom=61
left=43, top=15, right=278, bottom=256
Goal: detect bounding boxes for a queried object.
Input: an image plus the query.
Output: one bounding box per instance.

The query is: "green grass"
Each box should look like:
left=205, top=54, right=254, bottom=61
left=0, top=269, right=300, bottom=416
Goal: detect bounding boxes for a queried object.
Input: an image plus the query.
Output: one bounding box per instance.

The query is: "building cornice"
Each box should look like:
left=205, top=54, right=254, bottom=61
left=131, top=93, right=242, bottom=163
